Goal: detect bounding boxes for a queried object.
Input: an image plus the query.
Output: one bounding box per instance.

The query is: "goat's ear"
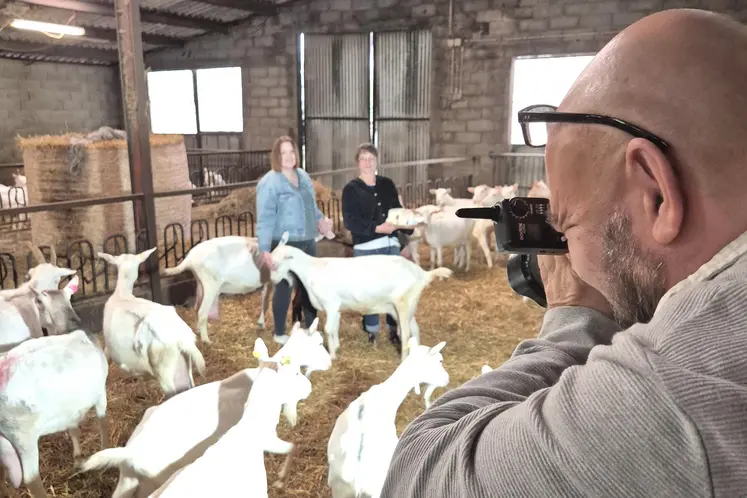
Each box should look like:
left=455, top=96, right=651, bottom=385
left=308, top=317, right=320, bottom=334
left=139, top=247, right=157, bottom=263
left=64, top=275, right=79, bottom=299
left=481, top=364, right=493, bottom=374
left=429, top=341, right=446, bottom=356
left=252, top=337, right=269, bottom=360
left=467, top=187, right=475, bottom=193
left=445, top=188, right=452, bottom=194
left=30, top=286, right=41, bottom=297
left=407, top=337, right=419, bottom=353
left=97, top=252, right=116, bottom=265
left=290, top=321, right=302, bottom=333
left=279, top=231, right=289, bottom=246
left=428, top=189, right=436, bottom=195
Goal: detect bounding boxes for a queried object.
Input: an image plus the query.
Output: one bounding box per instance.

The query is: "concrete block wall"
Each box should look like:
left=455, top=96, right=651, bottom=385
left=0, top=59, right=122, bottom=164
left=145, top=0, right=747, bottom=169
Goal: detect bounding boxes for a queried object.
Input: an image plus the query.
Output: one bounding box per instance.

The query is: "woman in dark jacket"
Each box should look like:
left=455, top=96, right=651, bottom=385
left=341, top=143, right=413, bottom=350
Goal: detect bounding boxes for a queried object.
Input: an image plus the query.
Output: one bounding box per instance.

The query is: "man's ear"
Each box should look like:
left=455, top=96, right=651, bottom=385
left=625, top=138, right=683, bottom=245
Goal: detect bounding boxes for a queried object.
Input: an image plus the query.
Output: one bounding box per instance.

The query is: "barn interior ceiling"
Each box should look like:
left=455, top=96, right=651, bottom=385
left=0, top=0, right=296, bottom=65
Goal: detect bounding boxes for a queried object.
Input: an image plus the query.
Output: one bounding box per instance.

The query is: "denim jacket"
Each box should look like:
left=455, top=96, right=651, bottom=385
left=255, top=168, right=324, bottom=252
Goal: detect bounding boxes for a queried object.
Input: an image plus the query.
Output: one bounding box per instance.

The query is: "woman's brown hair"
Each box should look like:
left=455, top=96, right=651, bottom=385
left=270, top=135, right=301, bottom=172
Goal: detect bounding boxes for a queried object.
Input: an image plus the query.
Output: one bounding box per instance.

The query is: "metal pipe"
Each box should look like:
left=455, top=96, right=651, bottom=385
left=0, top=193, right=144, bottom=216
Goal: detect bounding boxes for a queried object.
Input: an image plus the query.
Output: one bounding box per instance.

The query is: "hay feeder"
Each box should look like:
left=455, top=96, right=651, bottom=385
left=17, top=132, right=192, bottom=255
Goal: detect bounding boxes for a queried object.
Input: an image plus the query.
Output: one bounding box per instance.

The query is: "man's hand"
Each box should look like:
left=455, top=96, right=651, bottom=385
left=375, top=222, right=396, bottom=234
left=538, top=254, right=613, bottom=316
left=262, top=251, right=275, bottom=271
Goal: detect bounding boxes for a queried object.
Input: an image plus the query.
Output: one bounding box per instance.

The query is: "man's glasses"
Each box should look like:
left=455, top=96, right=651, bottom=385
left=517, top=104, right=670, bottom=153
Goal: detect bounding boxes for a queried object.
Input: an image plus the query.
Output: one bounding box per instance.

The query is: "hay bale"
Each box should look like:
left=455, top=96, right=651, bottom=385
left=17, top=133, right=192, bottom=255
left=212, top=186, right=256, bottom=219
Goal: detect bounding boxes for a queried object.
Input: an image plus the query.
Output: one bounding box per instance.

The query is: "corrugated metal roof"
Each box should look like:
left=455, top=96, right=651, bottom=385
left=0, top=0, right=288, bottom=65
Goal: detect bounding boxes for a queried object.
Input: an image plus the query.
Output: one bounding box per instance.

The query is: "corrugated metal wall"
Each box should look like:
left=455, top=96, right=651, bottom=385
left=303, top=33, right=370, bottom=190
left=374, top=30, right=432, bottom=189
left=491, top=154, right=546, bottom=195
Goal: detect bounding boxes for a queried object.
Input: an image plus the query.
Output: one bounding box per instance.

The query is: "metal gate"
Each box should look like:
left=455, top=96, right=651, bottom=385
left=302, top=33, right=370, bottom=190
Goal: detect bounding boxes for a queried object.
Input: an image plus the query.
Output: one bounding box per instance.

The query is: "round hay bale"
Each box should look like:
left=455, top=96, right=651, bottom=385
left=17, top=133, right=191, bottom=256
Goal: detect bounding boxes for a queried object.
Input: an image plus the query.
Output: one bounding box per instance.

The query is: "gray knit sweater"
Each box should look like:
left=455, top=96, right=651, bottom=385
left=382, top=231, right=747, bottom=497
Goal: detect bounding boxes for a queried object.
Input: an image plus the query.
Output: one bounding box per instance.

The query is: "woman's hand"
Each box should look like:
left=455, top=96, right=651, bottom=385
left=317, top=217, right=333, bottom=235
left=261, top=251, right=275, bottom=270
left=375, top=222, right=396, bottom=234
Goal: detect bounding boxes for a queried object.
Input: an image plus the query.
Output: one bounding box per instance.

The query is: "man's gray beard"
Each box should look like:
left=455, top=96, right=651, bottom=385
left=600, top=211, right=668, bottom=328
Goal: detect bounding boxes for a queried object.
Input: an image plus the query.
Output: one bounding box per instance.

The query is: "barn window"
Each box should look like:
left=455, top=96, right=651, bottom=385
left=195, top=67, right=244, bottom=133
left=298, top=30, right=432, bottom=189
left=508, top=55, right=594, bottom=145
left=147, top=69, right=197, bottom=135
left=147, top=66, right=244, bottom=138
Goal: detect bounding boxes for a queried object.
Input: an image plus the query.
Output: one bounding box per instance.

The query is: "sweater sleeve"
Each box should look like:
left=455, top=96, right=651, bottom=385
left=255, top=177, right=277, bottom=253
left=382, top=307, right=709, bottom=498
left=342, top=183, right=377, bottom=236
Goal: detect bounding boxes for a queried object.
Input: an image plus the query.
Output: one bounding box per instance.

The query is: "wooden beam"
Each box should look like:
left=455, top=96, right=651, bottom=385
left=16, top=0, right=230, bottom=32
left=114, top=0, right=162, bottom=303
left=194, top=0, right=278, bottom=14
left=0, top=39, right=118, bottom=62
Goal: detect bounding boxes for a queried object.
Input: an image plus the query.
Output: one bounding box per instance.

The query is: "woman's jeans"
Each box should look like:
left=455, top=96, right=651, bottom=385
left=352, top=244, right=400, bottom=334
left=270, top=238, right=317, bottom=336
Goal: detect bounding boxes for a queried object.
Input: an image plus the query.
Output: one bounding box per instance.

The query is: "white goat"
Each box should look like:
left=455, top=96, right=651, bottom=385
left=412, top=204, right=475, bottom=271
left=0, top=184, right=28, bottom=230
left=327, top=338, right=449, bottom=498
left=481, top=364, right=493, bottom=374
left=0, top=276, right=81, bottom=353
left=0, top=328, right=108, bottom=498
left=270, top=232, right=453, bottom=361
left=76, top=320, right=329, bottom=498
left=385, top=208, right=427, bottom=227
left=161, top=236, right=269, bottom=343
left=528, top=179, right=550, bottom=198
left=98, top=248, right=205, bottom=397
left=471, top=184, right=518, bottom=268
left=148, top=338, right=311, bottom=497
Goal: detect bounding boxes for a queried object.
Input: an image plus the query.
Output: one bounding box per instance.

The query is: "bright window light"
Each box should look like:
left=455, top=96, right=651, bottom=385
left=147, top=70, right=197, bottom=135
left=509, top=55, right=594, bottom=145
left=195, top=67, right=244, bottom=133
left=10, top=19, right=85, bottom=36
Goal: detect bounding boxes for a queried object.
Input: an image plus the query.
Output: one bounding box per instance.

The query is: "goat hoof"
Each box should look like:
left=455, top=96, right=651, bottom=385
left=368, top=332, right=377, bottom=345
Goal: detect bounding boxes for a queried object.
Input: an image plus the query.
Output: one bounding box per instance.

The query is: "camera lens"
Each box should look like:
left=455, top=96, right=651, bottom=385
left=509, top=198, right=529, bottom=219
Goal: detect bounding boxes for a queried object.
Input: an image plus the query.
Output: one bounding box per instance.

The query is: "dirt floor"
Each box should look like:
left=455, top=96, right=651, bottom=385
left=4, top=249, right=544, bottom=498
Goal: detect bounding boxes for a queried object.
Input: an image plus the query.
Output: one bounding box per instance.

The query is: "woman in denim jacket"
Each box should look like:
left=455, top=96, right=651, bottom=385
left=256, top=135, right=331, bottom=345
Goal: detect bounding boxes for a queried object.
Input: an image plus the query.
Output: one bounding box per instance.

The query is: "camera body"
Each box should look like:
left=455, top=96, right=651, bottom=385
left=456, top=196, right=567, bottom=308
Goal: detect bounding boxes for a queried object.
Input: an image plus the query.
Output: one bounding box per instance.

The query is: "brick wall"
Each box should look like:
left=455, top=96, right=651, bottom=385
left=0, top=59, right=122, bottom=165
left=145, top=0, right=747, bottom=178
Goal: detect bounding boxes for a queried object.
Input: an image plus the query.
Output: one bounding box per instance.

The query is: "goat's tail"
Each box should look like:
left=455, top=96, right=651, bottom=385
left=425, top=267, right=454, bottom=283
left=161, top=258, right=190, bottom=277
left=180, top=338, right=206, bottom=379
left=75, top=447, right=131, bottom=474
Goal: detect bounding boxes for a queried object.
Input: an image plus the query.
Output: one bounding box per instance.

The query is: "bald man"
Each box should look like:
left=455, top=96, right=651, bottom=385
left=381, top=8, right=747, bottom=498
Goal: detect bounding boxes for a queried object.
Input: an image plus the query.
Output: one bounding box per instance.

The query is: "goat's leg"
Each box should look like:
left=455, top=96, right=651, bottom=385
left=477, top=232, right=492, bottom=268
left=324, top=309, right=341, bottom=360
left=68, top=426, right=84, bottom=466
left=94, top=386, right=109, bottom=451
left=196, top=280, right=220, bottom=343
left=429, top=247, right=436, bottom=270
left=395, top=301, right=413, bottom=362
left=465, top=241, right=472, bottom=272
left=437, top=246, right=444, bottom=268
left=15, top=438, right=47, bottom=498
left=264, top=436, right=296, bottom=488
left=258, top=282, right=272, bottom=330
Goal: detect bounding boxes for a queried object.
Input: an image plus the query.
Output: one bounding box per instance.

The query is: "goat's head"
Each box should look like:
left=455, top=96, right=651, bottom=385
left=12, top=172, right=26, bottom=187
left=31, top=275, right=82, bottom=335
left=279, top=317, right=332, bottom=378
left=499, top=183, right=518, bottom=199
left=527, top=179, right=550, bottom=199
left=25, top=242, right=77, bottom=291
left=269, top=232, right=307, bottom=284
left=414, top=204, right=444, bottom=223
left=97, top=247, right=157, bottom=284
left=252, top=337, right=313, bottom=427
left=403, top=337, right=450, bottom=402
left=467, top=185, right=492, bottom=204
left=429, top=187, right=453, bottom=206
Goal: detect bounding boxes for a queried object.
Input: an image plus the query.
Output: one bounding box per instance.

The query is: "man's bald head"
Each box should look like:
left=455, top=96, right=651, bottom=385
left=543, top=9, right=747, bottom=327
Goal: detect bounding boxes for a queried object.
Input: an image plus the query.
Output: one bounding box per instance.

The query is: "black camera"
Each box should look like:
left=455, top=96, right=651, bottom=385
left=456, top=196, right=568, bottom=308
